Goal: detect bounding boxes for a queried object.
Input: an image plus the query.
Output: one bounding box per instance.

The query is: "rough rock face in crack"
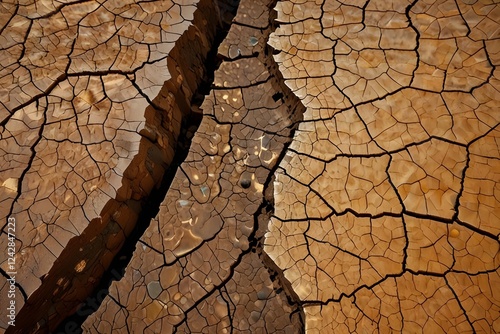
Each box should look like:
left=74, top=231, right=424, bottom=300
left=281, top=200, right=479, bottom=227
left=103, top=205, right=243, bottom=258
left=0, top=0, right=219, bottom=332
left=82, top=0, right=304, bottom=332
left=265, top=0, right=500, bottom=332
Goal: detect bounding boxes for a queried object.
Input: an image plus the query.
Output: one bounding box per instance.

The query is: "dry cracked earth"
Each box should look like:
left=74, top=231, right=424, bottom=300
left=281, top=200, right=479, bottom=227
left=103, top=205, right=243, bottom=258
left=0, top=0, right=499, bottom=333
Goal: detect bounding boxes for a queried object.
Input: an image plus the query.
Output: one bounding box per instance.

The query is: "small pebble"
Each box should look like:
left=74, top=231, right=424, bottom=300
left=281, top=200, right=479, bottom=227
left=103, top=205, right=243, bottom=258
left=240, top=178, right=251, bottom=189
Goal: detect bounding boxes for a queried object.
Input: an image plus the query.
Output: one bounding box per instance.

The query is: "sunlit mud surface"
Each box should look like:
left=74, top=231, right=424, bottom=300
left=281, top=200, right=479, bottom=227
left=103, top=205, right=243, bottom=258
left=0, top=0, right=499, bottom=333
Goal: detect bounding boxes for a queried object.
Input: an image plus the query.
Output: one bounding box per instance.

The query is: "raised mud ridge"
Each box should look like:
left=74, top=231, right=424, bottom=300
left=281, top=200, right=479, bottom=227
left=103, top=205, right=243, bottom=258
left=3, top=0, right=236, bottom=332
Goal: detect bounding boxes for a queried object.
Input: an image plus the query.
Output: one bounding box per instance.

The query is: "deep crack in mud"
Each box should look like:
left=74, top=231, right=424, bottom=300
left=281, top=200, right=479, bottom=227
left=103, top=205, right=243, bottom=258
left=53, top=3, right=240, bottom=332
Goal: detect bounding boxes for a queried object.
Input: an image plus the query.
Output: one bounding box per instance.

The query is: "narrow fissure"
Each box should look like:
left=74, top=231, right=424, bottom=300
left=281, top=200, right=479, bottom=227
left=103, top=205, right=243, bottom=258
left=247, top=3, right=307, bottom=331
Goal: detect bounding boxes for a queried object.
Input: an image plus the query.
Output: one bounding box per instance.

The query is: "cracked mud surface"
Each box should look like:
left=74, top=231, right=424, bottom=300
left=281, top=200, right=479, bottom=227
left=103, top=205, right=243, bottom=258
left=266, top=0, right=500, bottom=332
left=1, top=0, right=499, bottom=333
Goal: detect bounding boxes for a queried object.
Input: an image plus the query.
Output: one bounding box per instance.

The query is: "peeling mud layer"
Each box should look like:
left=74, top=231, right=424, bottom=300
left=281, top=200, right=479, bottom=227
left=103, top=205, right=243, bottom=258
left=1, top=0, right=499, bottom=333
